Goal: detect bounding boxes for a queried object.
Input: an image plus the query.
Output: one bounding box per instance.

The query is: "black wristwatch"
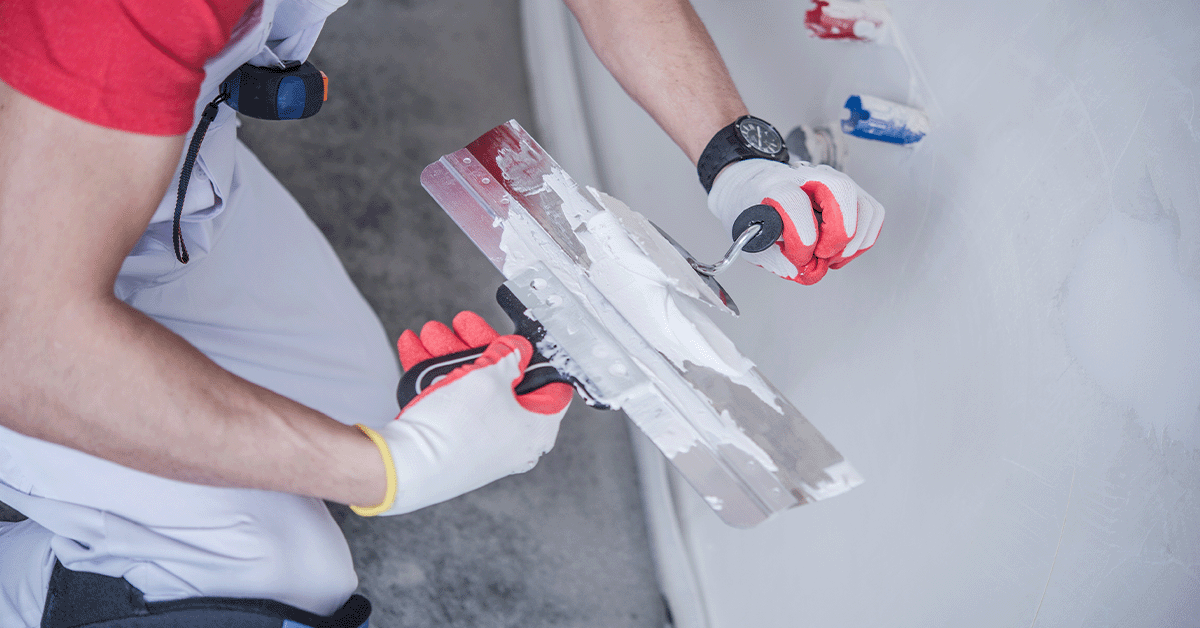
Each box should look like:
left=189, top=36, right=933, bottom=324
left=697, top=115, right=790, bottom=193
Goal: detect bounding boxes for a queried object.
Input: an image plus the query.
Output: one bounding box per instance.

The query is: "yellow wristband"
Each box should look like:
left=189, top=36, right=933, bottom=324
left=350, top=424, right=397, bottom=517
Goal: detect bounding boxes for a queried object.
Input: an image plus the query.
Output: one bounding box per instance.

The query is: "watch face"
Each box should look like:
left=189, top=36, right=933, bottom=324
left=737, top=117, right=783, bottom=155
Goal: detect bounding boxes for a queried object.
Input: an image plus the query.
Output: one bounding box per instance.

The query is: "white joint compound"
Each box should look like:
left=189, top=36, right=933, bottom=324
left=495, top=168, right=786, bottom=469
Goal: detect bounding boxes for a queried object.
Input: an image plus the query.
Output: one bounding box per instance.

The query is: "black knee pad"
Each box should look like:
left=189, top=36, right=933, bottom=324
left=41, top=561, right=370, bottom=628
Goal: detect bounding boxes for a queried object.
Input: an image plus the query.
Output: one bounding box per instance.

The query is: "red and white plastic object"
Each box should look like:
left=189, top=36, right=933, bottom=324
left=805, top=0, right=891, bottom=43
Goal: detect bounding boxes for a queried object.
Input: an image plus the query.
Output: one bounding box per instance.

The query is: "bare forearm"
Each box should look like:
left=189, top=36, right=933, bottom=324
left=564, top=0, right=747, bottom=163
left=1, top=298, right=383, bottom=506
left=0, top=82, right=386, bottom=508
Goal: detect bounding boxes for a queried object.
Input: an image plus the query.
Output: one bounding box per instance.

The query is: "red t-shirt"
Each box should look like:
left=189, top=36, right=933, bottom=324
left=0, top=0, right=255, bottom=135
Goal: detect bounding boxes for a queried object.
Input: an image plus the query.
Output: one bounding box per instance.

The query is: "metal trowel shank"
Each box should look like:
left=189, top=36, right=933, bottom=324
left=419, top=120, right=862, bottom=527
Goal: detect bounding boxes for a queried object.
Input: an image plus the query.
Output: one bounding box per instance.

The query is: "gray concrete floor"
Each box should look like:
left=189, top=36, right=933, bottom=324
left=236, top=1, right=665, bottom=626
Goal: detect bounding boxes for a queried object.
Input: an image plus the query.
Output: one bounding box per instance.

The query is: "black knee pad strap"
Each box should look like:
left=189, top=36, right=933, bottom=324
left=41, top=561, right=370, bottom=628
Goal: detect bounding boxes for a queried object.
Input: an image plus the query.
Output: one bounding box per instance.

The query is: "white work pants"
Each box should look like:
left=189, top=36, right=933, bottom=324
left=0, top=141, right=401, bottom=627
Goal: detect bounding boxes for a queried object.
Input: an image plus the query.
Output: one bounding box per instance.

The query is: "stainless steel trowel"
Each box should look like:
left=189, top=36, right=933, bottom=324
left=649, top=200, right=785, bottom=315
left=410, top=120, right=862, bottom=527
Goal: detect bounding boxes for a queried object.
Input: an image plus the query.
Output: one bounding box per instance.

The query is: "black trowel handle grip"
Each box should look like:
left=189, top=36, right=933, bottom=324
left=396, top=285, right=572, bottom=408
left=732, top=204, right=785, bottom=253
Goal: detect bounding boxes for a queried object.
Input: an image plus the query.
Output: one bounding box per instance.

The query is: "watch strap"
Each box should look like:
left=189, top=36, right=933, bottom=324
left=697, top=116, right=789, bottom=193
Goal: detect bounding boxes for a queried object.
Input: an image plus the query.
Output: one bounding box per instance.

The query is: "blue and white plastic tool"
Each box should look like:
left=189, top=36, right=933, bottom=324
left=842, top=94, right=929, bottom=145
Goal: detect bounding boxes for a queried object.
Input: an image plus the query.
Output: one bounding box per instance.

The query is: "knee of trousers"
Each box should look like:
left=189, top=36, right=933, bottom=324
left=227, top=539, right=359, bottom=616
left=178, top=498, right=359, bottom=616
left=1, top=437, right=359, bottom=616
left=70, top=493, right=365, bottom=617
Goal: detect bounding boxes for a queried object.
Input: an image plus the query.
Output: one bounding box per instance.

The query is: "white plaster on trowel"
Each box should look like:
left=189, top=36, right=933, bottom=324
left=501, top=166, right=763, bottom=384
left=799, top=459, right=864, bottom=501
left=580, top=203, right=752, bottom=379
left=493, top=166, right=788, bottom=473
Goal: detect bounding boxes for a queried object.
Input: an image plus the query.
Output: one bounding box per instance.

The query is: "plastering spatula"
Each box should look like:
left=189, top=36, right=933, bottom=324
left=415, top=120, right=862, bottom=527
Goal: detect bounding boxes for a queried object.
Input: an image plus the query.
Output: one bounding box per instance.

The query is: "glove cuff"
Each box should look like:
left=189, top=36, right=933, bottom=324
left=350, top=424, right=397, bottom=517
left=707, top=159, right=791, bottom=227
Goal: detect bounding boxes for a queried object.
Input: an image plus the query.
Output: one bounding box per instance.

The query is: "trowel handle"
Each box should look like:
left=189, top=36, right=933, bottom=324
left=395, top=285, right=572, bottom=409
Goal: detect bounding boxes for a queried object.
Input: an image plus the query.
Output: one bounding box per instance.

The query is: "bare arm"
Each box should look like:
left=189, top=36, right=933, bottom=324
left=0, top=82, right=386, bottom=507
left=563, top=0, right=748, bottom=164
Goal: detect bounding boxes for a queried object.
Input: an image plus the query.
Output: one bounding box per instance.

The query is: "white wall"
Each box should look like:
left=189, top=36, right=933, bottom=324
left=525, top=0, right=1199, bottom=625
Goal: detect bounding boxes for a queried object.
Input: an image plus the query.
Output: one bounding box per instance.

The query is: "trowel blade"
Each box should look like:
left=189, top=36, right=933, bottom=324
left=420, top=122, right=735, bottom=317
left=649, top=220, right=739, bottom=315
left=419, top=120, right=862, bottom=527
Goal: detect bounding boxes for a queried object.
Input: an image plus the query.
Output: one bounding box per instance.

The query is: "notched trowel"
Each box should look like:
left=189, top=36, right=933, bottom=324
left=413, top=120, right=862, bottom=527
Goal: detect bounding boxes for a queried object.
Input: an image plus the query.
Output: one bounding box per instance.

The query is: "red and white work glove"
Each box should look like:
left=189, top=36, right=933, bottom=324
left=708, top=159, right=885, bottom=285
left=351, top=311, right=573, bottom=517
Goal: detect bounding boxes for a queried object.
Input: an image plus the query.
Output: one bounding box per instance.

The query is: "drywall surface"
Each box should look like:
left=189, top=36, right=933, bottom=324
left=548, top=0, right=1200, bottom=625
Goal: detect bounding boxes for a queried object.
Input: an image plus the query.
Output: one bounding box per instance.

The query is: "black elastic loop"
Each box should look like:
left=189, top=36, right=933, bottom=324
left=732, top=204, right=785, bottom=253
left=173, top=92, right=229, bottom=264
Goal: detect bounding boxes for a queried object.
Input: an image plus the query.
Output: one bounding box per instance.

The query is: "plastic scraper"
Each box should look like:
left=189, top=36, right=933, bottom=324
left=412, top=120, right=862, bottom=527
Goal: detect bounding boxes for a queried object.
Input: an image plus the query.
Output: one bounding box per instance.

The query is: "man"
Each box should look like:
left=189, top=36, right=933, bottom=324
left=0, top=0, right=883, bottom=624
